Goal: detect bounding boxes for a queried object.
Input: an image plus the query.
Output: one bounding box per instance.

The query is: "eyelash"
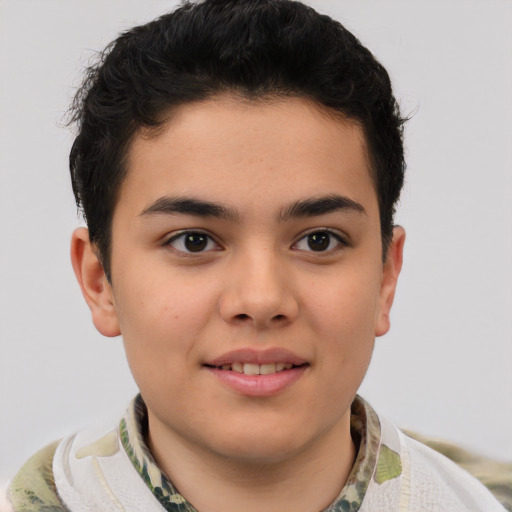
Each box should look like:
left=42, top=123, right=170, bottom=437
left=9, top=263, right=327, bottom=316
left=164, top=230, right=221, bottom=255
left=164, top=229, right=348, bottom=255
left=292, top=229, right=348, bottom=254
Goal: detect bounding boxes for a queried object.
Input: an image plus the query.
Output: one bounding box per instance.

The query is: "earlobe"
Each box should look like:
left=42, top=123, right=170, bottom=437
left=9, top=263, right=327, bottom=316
left=70, top=227, right=121, bottom=337
left=375, top=226, right=406, bottom=337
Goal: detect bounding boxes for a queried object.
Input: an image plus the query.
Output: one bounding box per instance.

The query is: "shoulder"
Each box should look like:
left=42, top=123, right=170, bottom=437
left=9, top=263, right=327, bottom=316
left=396, top=427, right=508, bottom=511
left=7, top=440, right=70, bottom=512
left=404, top=429, right=512, bottom=511
left=356, top=398, right=508, bottom=512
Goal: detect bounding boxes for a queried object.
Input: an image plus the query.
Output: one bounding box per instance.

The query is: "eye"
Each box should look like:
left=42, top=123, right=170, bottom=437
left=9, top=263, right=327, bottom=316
left=293, top=230, right=346, bottom=253
left=165, top=231, right=219, bottom=254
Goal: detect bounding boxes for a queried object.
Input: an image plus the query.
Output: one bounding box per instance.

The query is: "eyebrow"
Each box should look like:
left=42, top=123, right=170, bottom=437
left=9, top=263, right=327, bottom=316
left=279, top=195, right=366, bottom=221
left=139, top=196, right=240, bottom=222
left=139, top=194, right=366, bottom=222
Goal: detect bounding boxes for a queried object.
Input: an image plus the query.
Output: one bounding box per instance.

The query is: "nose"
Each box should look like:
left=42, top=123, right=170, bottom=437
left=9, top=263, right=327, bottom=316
left=219, top=249, right=299, bottom=329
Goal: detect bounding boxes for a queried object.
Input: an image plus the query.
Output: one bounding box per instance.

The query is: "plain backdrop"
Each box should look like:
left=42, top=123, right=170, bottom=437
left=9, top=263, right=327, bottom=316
left=1, top=0, right=511, bottom=485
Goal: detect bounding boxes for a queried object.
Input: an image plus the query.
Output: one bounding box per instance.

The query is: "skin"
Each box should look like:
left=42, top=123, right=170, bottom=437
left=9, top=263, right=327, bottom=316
left=71, top=95, right=405, bottom=512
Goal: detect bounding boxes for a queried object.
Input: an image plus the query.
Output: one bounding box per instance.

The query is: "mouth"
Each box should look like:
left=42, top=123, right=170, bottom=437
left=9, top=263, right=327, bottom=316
left=204, top=362, right=306, bottom=375
left=204, top=349, right=309, bottom=396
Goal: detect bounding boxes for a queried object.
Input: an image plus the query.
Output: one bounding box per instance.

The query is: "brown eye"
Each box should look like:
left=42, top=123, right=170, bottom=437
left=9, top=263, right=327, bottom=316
left=184, top=233, right=208, bottom=252
left=294, top=230, right=346, bottom=253
left=166, top=231, right=218, bottom=253
left=307, top=232, right=330, bottom=251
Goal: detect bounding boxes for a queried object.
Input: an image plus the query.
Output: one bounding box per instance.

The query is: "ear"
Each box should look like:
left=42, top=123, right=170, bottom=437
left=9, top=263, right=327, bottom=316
left=375, top=226, right=406, bottom=337
left=70, top=227, right=121, bottom=337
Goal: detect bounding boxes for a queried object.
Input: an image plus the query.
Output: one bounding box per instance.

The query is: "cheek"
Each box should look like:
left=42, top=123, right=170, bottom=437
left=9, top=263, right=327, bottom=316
left=112, top=272, right=219, bottom=375
left=116, top=260, right=217, bottom=328
left=306, top=267, right=381, bottom=337
left=305, top=267, right=381, bottom=375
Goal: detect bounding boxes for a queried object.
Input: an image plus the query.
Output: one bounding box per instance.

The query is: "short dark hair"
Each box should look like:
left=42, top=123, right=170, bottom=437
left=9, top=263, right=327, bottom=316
left=69, top=0, right=406, bottom=281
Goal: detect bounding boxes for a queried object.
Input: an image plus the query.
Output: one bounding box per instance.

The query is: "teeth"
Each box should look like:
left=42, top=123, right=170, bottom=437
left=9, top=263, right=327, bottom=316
left=232, top=362, right=244, bottom=373
left=243, top=363, right=260, bottom=375
left=259, top=363, right=276, bottom=375
left=219, top=362, right=296, bottom=374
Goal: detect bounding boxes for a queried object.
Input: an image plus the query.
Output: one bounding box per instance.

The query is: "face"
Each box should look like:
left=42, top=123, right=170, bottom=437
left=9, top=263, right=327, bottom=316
left=75, top=96, right=404, bottom=465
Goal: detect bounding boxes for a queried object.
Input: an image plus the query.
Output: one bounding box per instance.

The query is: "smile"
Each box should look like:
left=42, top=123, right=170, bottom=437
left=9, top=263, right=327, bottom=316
left=204, top=349, right=309, bottom=396
left=216, top=362, right=296, bottom=375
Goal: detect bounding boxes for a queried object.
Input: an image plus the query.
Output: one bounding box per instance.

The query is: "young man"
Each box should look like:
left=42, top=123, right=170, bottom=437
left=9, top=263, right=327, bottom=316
left=5, top=1, right=507, bottom=511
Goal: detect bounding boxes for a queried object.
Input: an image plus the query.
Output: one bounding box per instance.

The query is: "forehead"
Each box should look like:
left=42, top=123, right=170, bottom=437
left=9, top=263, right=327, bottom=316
left=121, top=95, right=378, bottom=219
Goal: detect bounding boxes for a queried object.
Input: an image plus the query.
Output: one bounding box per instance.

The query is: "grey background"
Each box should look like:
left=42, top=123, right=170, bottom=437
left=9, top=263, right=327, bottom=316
left=1, top=0, right=511, bottom=485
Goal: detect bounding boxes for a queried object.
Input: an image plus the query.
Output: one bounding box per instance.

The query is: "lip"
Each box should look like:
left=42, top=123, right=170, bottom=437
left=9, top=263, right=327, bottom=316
left=207, top=365, right=308, bottom=397
left=204, top=348, right=309, bottom=397
left=206, top=348, right=307, bottom=367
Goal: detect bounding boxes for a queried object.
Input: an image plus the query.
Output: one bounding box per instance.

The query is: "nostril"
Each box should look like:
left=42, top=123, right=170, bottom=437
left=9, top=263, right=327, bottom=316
left=273, top=314, right=286, bottom=321
left=235, top=313, right=250, bottom=321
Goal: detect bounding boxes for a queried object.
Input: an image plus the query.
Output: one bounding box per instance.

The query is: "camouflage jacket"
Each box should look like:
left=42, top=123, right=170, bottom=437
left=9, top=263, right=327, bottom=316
left=6, top=395, right=509, bottom=512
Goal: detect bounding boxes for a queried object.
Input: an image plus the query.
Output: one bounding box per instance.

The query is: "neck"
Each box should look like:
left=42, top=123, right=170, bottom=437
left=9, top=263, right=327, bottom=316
left=147, top=414, right=356, bottom=512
